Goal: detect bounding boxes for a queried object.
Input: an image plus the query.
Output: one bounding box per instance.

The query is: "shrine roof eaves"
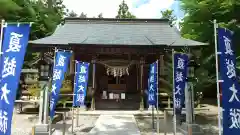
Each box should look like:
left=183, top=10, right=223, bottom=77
left=29, top=17, right=207, bottom=47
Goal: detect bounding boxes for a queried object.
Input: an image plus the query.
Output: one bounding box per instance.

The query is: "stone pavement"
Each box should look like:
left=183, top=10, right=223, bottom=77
left=77, top=110, right=164, bottom=116
left=88, top=114, right=141, bottom=135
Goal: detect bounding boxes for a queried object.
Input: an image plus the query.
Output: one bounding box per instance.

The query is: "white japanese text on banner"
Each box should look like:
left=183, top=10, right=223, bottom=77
left=0, top=23, right=31, bottom=135
left=49, top=51, right=72, bottom=119
left=218, top=28, right=240, bottom=134
left=73, top=61, right=89, bottom=107
left=148, top=62, right=157, bottom=106
left=173, top=53, right=188, bottom=114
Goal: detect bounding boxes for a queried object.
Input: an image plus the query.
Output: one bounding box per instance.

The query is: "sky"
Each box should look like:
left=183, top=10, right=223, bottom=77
left=63, top=0, right=184, bottom=19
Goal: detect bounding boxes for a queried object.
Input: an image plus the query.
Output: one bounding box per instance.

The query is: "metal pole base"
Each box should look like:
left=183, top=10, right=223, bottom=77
left=179, top=122, right=204, bottom=135
left=148, top=105, right=156, bottom=111
left=34, top=124, right=49, bottom=135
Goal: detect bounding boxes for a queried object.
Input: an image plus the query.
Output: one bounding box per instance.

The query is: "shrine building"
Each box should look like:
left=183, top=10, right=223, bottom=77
left=29, top=17, right=206, bottom=110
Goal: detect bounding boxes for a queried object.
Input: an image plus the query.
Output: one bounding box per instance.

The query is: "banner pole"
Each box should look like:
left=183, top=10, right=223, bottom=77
left=0, top=20, right=4, bottom=55
left=77, top=107, right=79, bottom=127
left=48, top=119, right=52, bottom=135
left=49, top=47, right=57, bottom=134
left=172, top=49, right=177, bottom=135
left=0, top=19, right=5, bottom=80
left=71, top=105, right=74, bottom=133
left=156, top=60, right=160, bottom=133
left=76, top=62, right=79, bottom=127
left=214, top=19, right=222, bottom=135
left=72, top=60, right=77, bottom=133
left=152, top=105, right=154, bottom=130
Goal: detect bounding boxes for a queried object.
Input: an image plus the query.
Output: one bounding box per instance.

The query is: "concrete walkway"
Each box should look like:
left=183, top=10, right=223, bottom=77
left=78, top=110, right=163, bottom=116
left=89, top=114, right=141, bottom=135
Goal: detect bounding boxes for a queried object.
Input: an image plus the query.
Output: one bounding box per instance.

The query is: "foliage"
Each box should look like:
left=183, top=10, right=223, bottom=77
left=180, top=0, right=240, bottom=56
left=68, top=10, right=78, bottom=17
left=160, top=9, right=177, bottom=26
left=79, top=12, right=87, bottom=18
left=0, top=0, right=67, bottom=67
left=158, top=10, right=178, bottom=96
left=98, top=13, right=103, bottom=18
left=178, top=0, right=240, bottom=94
left=116, top=0, right=136, bottom=19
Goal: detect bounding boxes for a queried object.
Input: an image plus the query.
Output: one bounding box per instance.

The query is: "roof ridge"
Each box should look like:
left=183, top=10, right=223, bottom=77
left=64, top=17, right=169, bottom=23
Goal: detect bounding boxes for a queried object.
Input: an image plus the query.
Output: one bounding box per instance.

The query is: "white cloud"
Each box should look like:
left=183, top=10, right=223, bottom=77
left=132, top=0, right=174, bottom=18
left=63, top=0, right=174, bottom=18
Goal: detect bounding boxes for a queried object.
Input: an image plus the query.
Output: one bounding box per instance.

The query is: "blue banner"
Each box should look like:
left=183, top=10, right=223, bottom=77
left=0, top=23, right=30, bottom=135
left=49, top=51, right=72, bottom=119
left=148, top=61, right=157, bottom=105
left=218, top=28, right=240, bottom=134
left=173, top=53, right=188, bottom=114
left=73, top=61, right=89, bottom=107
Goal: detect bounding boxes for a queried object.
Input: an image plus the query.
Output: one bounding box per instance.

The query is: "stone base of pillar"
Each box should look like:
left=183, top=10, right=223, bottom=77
left=148, top=105, right=156, bottom=111
left=80, top=105, right=87, bottom=111
left=34, top=124, right=49, bottom=134
left=139, top=98, right=144, bottom=111
left=179, top=123, right=204, bottom=135
left=91, top=98, right=95, bottom=110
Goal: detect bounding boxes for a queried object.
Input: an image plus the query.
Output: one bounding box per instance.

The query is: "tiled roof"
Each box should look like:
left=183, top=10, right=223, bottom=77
left=29, top=17, right=207, bottom=46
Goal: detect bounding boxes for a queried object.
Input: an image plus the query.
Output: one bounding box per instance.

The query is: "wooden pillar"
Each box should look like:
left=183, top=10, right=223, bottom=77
left=69, top=51, right=75, bottom=74
left=137, top=64, right=139, bottom=91
left=139, top=57, right=145, bottom=111
left=159, top=55, right=164, bottom=76
left=91, top=57, right=96, bottom=110
left=159, top=55, right=164, bottom=102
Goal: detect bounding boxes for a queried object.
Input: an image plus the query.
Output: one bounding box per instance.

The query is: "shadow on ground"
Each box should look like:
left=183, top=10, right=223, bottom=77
left=135, top=113, right=174, bottom=134
left=135, top=111, right=219, bottom=135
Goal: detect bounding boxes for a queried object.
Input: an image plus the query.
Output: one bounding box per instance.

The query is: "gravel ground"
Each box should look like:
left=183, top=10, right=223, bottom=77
left=52, top=115, right=99, bottom=135
left=11, top=111, right=99, bottom=135
left=11, top=102, right=99, bottom=135
left=135, top=116, right=176, bottom=135
left=135, top=112, right=219, bottom=135
left=11, top=108, right=38, bottom=135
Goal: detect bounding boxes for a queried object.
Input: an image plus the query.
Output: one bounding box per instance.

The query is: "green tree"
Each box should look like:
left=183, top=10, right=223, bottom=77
left=79, top=12, right=87, bottom=18
left=116, top=0, right=136, bottom=19
left=179, top=0, right=240, bottom=93
left=98, top=13, right=103, bottom=18
left=159, top=7, right=217, bottom=97
left=0, top=0, right=66, bottom=67
left=161, top=9, right=177, bottom=26
left=181, top=0, right=240, bottom=46
left=68, top=10, right=78, bottom=17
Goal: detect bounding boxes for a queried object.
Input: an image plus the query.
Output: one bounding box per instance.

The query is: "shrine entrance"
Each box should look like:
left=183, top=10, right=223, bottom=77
left=95, top=59, right=141, bottom=110
left=29, top=17, right=206, bottom=111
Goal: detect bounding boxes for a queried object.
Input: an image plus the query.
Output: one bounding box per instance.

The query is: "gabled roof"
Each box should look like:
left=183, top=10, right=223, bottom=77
left=29, top=17, right=207, bottom=46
